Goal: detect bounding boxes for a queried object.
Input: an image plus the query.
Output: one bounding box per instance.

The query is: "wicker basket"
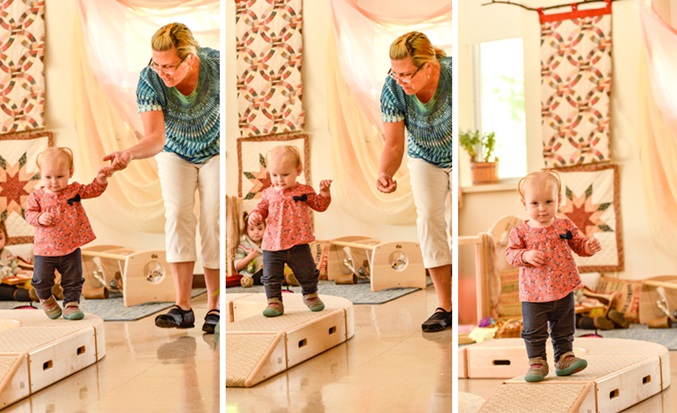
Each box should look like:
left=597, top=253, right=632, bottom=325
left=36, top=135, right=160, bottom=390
left=470, top=161, right=499, bottom=185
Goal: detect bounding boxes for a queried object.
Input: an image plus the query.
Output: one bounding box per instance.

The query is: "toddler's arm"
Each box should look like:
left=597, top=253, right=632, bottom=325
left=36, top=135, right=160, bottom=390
left=248, top=211, right=263, bottom=226
left=96, top=165, right=115, bottom=185
left=234, top=245, right=258, bottom=271
left=584, top=237, right=602, bottom=255
left=318, top=179, right=332, bottom=199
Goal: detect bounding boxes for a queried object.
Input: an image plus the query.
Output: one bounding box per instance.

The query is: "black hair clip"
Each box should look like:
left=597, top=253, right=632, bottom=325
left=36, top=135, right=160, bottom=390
left=293, top=194, right=307, bottom=202
left=559, top=231, right=573, bottom=240
left=67, top=194, right=81, bottom=205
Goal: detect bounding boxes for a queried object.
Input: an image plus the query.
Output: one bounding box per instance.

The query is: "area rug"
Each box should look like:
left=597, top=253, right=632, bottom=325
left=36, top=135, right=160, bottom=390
left=225, top=278, right=432, bottom=305
left=577, top=324, right=677, bottom=350
left=0, top=288, right=206, bottom=321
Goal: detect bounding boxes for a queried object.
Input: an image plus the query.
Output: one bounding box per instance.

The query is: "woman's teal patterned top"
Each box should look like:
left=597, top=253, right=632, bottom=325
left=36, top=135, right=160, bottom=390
left=380, top=56, right=452, bottom=169
left=136, top=47, right=220, bottom=165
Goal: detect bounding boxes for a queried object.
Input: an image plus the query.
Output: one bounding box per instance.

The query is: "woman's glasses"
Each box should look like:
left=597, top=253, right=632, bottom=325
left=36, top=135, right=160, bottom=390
left=148, top=55, right=188, bottom=75
left=388, top=63, right=424, bottom=83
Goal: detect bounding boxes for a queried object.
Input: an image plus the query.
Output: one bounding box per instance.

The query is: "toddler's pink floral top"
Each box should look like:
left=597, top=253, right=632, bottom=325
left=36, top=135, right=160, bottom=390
left=251, top=183, right=330, bottom=251
left=25, top=180, right=107, bottom=256
left=505, top=217, right=592, bottom=303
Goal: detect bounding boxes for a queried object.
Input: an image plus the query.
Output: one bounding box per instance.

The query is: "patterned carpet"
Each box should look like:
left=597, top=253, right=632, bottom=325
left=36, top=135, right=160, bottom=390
left=577, top=323, right=677, bottom=350
left=0, top=289, right=206, bottom=321
left=226, top=278, right=433, bottom=305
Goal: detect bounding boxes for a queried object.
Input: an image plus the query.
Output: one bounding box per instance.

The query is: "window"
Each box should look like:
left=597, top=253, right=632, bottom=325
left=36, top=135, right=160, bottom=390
left=476, top=38, right=526, bottom=180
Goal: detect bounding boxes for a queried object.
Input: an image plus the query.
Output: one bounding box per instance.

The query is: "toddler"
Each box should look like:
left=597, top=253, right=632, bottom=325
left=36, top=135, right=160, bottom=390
left=0, top=220, right=31, bottom=301
left=505, top=170, right=601, bottom=382
left=234, top=212, right=265, bottom=287
left=25, top=147, right=113, bottom=320
left=248, top=145, right=332, bottom=317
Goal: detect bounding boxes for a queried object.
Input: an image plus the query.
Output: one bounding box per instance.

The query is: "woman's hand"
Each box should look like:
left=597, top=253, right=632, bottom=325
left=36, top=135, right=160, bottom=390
left=376, top=172, right=397, bottom=193
left=103, top=151, right=132, bottom=171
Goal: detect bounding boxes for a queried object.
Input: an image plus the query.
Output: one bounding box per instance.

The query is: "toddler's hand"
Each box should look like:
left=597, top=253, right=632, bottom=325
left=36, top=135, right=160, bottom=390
left=39, top=213, right=55, bottom=226
left=376, top=172, right=397, bottom=193
left=319, top=179, right=332, bottom=196
left=248, top=212, right=262, bottom=226
left=586, top=237, right=602, bottom=255
left=523, top=249, right=546, bottom=266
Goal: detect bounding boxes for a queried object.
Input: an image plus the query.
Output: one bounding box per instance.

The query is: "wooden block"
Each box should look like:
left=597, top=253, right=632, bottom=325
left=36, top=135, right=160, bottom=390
left=28, top=327, right=98, bottom=393
left=0, top=354, right=30, bottom=409
left=123, top=250, right=175, bottom=307
left=285, top=309, right=346, bottom=368
left=466, top=342, right=527, bottom=378
left=458, top=347, right=468, bottom=378
left=327, top=236, right=371, bottom=283
left=595, top=356, right=662, bottom=413
left=370, top=241, right=426, bottom=292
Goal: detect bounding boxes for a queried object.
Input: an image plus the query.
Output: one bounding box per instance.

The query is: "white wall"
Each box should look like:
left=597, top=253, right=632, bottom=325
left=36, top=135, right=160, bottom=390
left=458, top=0, right=677, bottom=285
left=224, top=1, right=418, bottom=242
left=44, top=0, right=164, bottom=252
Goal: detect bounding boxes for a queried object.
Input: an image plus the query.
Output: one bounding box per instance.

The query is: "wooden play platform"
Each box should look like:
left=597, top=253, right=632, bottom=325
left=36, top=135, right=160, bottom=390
left=0, top=310, right=106, bottom=408
left=81, top=245, right=175, bottom=307
left=460, top=337, right=671, bottom=412
left=225, top=293, right=354, bottom=387
left=327, top=236, right=426, bottom=292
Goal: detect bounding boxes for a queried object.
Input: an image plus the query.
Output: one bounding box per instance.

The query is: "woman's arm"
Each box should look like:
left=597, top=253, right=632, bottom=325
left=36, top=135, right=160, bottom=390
left=103, top=111, right=167, bottom=170
left=377, top=121, right=406, bottom=193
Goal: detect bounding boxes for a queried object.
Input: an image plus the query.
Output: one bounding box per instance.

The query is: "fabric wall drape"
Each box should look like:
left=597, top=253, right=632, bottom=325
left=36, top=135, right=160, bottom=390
left=73, top=0, right=218, bottom=232
left=638, top=1, right=677, bottom=256
left=327, top=0, right=452, bottom=225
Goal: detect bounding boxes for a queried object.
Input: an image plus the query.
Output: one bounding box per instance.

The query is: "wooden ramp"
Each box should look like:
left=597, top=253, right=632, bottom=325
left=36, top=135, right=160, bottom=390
left=0, top=310, right=106, bottom=408
left=225, top=293, right=354, bottom=387
left=460, top=337, right=671, bottom=413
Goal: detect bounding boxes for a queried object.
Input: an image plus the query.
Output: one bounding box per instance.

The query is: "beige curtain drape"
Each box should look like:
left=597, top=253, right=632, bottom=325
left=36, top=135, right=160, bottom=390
left=637, top=1, right=677, bottom=255
left=73, top=10, right=165, bottom=232
left=327, top=0, right=452, bottom=225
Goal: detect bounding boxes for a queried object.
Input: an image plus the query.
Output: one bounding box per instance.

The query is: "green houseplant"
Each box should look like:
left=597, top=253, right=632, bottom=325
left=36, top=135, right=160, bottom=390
left=459, top=129, right=499, bottom=184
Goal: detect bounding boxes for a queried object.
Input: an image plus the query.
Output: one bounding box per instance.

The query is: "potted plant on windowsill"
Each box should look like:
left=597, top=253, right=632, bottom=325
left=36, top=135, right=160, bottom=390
left=460, top=129, right=499, bottom=185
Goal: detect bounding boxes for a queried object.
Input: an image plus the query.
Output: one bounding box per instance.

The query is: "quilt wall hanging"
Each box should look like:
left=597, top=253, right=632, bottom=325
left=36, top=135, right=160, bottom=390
left=556, top=162, right=623, bottom=272
left=235, top=0, right=305, bottom=137
left=237, top=133, right=310, bottom=213
left=0, top=0, right=46, bottom=134
left=0, top=130, right=52, bottom=245
left=540, top=1, right=612, bottom=168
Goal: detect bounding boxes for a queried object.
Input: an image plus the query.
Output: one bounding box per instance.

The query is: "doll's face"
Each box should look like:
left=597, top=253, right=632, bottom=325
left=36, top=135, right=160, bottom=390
left=247, top=222, right=265, bottom=243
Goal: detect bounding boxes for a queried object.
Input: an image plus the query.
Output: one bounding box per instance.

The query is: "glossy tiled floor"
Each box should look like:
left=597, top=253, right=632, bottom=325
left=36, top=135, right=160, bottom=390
left=3, top=294, right=220, bottom=413
left=225, top=286, right=452, bottom=413
left=460, top=350, right=677, bottom=412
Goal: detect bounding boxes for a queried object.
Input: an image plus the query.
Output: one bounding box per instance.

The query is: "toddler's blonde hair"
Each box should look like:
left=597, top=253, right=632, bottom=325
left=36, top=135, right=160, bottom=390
left=517, top=169, right=562, bottom=203
left=266, top=145, right=302, bottom=171
left=36, top=147, right=74, bottom=174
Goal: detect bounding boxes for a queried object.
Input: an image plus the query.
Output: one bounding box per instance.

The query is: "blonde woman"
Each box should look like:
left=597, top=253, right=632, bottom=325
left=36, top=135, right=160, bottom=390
left=104, top=23, right=220, bottom=334
left=378, top=32, right=452, bottom=332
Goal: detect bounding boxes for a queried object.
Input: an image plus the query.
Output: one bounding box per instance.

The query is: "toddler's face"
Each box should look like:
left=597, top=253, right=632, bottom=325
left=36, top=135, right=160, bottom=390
left=522, top=182, right=559, bottom=227
left=267, top=154, right=300, bottom=190
left=0, top=231, right=5, bottom=250
left=40, top=156, right=72, bottom=194
left=247, top=222, right=265, bottom=243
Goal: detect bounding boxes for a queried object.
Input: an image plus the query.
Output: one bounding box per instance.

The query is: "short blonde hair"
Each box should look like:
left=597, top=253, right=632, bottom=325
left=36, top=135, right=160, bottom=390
left=517, top=169, right=561, bottom=203
left=389, top=31, right=446, bottom=69
left=266, top=145, right=302, bottom=171
left=151, top=23, right=199, bottom=59
left=36, top=147, right=74, bottom=174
